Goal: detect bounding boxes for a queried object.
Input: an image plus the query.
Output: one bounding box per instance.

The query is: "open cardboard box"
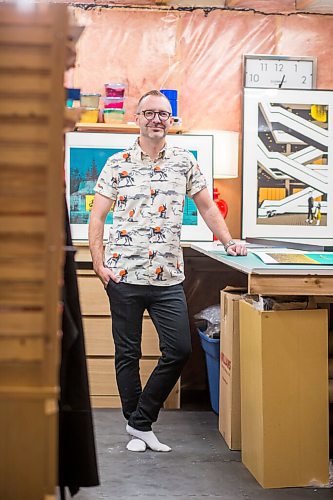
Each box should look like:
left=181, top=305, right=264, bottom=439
left=239, top=300, right=329, bottom=488
left=219, top=287, right=246, bottom=451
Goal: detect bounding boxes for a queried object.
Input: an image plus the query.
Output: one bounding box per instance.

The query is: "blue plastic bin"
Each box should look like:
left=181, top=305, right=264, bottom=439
left=160, top=89, right=178, bottom=116
left=197, top=329, right=220, bottom=414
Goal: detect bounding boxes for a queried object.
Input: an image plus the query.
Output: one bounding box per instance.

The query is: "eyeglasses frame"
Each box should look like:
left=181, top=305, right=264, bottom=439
left=138, top=110, right=172, bottom=122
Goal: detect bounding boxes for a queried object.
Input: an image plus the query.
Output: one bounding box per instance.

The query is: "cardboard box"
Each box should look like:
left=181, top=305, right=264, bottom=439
left=239, top=301, right=329, bottom=488
left=329, top=331, right=333, bottom=356
left=219, top=288, right=246, bottom=450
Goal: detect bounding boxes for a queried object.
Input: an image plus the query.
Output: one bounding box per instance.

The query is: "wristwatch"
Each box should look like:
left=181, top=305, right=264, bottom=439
left=224, top=239, right=236, bottom=251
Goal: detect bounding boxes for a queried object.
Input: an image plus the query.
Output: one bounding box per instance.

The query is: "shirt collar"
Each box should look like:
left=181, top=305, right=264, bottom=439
left=132, top=138, right=167, bottom=162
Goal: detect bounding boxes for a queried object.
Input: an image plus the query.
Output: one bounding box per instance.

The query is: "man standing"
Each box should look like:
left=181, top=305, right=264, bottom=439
left=89, top=90, right=247, bottom=453
left=306, top=194, right=314, bottom=223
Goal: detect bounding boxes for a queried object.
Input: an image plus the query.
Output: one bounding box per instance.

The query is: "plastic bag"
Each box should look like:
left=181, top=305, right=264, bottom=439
left=242, top=294, right=312, bottom=311
left=194, top=304, right=220, bottom=339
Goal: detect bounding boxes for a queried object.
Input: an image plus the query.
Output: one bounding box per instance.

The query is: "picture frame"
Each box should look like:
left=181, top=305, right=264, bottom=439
left=65, top=132, right=213, bottom=242
left=242, top=88, right=333, bottom=239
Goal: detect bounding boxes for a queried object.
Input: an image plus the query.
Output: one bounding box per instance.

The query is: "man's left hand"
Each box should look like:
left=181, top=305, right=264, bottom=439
left=226, top=243, right=247, bottom=256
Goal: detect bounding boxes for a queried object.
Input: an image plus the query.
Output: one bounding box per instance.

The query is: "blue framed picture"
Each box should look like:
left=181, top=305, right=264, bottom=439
left=65, top=132, right=213, bottom=241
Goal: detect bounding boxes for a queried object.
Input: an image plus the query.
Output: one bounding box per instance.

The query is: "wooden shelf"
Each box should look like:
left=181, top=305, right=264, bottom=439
left=75, top=122, right=184, bottom=134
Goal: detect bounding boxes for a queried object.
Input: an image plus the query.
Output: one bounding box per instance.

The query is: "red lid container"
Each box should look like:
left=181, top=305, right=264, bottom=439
left=104, top=83, right=126, bottom=98
left=104, top=97, right=125, bottom=109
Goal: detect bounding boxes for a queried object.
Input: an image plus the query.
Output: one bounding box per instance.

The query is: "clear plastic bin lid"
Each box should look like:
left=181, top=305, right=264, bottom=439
left=104, top=96, right=125, bottom=101
left=104, top=83, right=126, bottom=88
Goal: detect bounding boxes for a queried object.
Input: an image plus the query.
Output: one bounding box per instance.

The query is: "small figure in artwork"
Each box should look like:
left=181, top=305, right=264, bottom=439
left=314, top=202, right=322, bottom=226
left=306, top=195, right=314, bottom=223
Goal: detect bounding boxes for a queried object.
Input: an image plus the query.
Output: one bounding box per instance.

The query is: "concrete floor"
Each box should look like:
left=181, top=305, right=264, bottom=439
left=69, top=409, right=332, bottom=500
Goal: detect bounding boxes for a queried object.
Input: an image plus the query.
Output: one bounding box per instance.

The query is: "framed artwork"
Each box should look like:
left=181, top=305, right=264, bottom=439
left=242, top=88, right=333, bottom=239
left=65, top=132, right=213, bottom=241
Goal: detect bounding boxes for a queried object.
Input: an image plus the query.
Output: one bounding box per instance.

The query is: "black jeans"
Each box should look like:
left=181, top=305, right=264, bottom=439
left=105, top=281, right=192, bottom=431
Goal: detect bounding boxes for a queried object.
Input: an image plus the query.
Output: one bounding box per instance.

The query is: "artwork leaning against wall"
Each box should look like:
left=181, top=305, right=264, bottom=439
left=242, top=88, right=333, bottom=239
left=65, top=132, right=213, bottom=242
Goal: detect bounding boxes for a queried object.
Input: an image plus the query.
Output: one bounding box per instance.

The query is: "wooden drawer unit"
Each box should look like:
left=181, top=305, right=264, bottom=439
left=83, top=317, right=113, bottom=355
left=83, top=316, right=161, bottom=356
left=78, top=269, right=180, bottom=409
left=87, top=357, right=180, bottom=409
left=78, top=274, right=110, bottom=316
left=87, top=358, right=158, bottom=395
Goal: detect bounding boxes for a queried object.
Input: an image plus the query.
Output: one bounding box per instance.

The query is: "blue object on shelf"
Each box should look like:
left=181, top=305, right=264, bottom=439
left=66, top=87, right=81, bottom=100
left=160, top=89, right=178, bottom=117
left=197, top=329, right=220, bottom=414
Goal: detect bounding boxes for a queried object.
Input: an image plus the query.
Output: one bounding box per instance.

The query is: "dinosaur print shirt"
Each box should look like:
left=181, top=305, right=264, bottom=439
left=94, top=139, right=207, bottom=286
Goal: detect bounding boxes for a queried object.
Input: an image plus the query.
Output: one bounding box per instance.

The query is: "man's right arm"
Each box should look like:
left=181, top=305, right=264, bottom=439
left=88, top=192, right=118, bottom=286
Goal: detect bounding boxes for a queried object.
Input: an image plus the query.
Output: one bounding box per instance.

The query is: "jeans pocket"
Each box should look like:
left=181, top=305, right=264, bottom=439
left=105, top=279, right=113, bottom=291
left=105, top=278, right=118, bottom=291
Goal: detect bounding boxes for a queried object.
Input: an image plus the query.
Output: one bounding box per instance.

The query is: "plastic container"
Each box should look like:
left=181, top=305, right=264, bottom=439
left=66, top=87, right=81, bottom=100
left=197, top=328, right=220, bottom=414
left=80, top=93, right=101, bottom=108
left=160, top=89, right=178, bottom=117
left=65, top=88, right=81, bottom=108
left=104, top=96, right=125, bottom=109
left=79, top=107, right=99, bottom=123
left=104, top=83, right=126, bottom=98
left=103, top=109, right=125, bottom=123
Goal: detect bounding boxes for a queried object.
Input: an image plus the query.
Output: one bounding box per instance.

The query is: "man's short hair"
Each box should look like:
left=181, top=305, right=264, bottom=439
left=137, top=90, right=170, bottom=112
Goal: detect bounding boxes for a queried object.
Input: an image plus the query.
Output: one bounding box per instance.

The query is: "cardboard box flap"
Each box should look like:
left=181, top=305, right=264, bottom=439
left=242, top=294, right=315, bottom=311
left=221, top=288, right=247, bottom=318
left=222, top=286, right=247, bottom=293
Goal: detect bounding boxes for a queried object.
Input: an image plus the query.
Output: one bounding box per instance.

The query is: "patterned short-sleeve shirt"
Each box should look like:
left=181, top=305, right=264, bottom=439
left=94, top=139, right=207, bottom=286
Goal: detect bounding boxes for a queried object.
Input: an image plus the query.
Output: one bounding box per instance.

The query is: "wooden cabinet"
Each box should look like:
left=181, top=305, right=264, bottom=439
left=0, top=4, right=67, bottom=499
left=77, top=270, right=180, bottom=409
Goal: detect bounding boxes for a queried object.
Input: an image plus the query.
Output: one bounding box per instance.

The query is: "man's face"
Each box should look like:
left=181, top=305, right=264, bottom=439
left=135, top=95, right=173, bottom=140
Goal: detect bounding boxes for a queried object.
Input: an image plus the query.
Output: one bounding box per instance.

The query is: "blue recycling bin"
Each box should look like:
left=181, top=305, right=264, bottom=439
left=197, top=329, right=220, bottom=414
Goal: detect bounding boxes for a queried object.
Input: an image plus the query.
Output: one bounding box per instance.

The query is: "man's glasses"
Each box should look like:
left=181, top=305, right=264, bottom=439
left=139, top=110, right=171, bottom=121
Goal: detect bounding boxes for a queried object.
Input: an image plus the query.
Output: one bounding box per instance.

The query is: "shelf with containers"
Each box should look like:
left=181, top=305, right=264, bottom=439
left=74, top=122, right=185, bottom=133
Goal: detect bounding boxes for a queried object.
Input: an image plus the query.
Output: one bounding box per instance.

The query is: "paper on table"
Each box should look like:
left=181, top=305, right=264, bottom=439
left=252, top=250, right=333, bottom=265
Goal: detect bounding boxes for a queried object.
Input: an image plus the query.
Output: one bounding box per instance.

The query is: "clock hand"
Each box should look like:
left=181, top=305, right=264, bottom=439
left=279, top=74, right=286, bottom=88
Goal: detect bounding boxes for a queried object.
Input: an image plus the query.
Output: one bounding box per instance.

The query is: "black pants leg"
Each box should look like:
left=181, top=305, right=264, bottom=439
left=106, top=280, right=145, bottom=420
left=106, top=282, right=192, bottom=431
left=128, top=283, right=192, bottom=431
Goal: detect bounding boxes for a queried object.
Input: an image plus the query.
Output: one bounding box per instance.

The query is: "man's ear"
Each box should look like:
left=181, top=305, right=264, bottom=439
left=134, top=113, right=140, bottom=126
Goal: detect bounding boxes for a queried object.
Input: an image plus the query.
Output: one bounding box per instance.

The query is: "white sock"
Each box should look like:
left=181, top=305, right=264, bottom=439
left=126, top=437, right=147, bottom=452
left=126, top=424, right=171, bottom=452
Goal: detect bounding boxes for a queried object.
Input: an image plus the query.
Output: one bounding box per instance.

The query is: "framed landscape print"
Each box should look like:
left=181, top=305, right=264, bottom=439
left=65, top=132, right=213, bottom=241
left=242, top=88, right=333, bottom=239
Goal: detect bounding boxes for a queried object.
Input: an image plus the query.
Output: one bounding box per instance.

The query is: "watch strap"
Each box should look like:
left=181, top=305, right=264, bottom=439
left=224, top=239, right=236, bottom=251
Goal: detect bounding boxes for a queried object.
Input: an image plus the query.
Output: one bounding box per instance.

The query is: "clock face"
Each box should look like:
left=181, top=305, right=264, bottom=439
left=244, top=56, right=315, bottom=89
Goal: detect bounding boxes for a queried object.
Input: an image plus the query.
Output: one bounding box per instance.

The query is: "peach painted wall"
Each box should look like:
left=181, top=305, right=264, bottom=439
left=67, top=3, right=333, bottom=238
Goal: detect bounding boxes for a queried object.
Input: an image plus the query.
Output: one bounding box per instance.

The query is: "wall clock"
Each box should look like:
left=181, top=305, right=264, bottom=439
left=244, top=54, right=316, bottom=89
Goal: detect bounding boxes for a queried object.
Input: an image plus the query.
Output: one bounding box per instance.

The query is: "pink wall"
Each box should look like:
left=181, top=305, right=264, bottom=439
left=67, top=3, right=333, bottom=237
